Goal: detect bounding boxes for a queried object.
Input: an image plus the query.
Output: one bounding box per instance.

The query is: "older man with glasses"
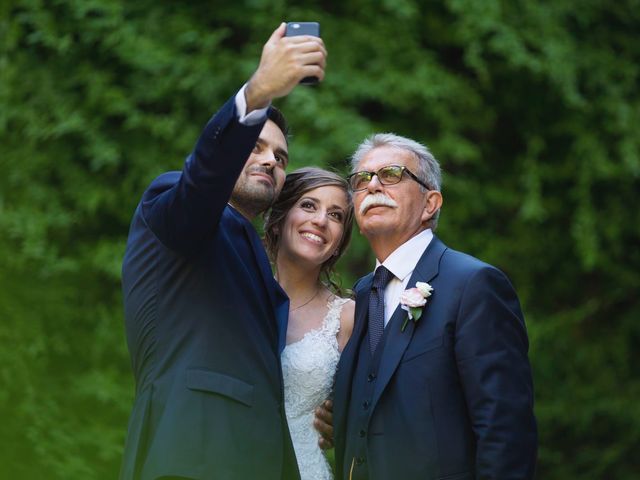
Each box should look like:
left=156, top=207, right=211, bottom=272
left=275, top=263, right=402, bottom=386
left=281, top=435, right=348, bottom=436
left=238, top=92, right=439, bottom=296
left=319, top=133, right=537, bottom=480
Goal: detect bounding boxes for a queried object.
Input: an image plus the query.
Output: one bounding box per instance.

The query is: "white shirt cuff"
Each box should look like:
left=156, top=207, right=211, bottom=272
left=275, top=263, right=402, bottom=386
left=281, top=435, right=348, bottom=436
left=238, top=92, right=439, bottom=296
left=235, top=84, right=270, bottom=125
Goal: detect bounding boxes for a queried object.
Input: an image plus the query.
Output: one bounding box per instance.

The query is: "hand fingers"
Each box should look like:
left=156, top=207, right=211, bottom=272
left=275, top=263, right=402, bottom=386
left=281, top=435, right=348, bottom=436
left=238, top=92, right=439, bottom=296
left=315, top=404, right=333, bottom=423
left=298, top=49, right=326, bottom=63
left=290, top=50, right=327, bottom=80
left=296, top=42, right=327, bottom=63
left=282, top=36, right=326, bottom=55
left=313, top=406, right=333, bottom=431
left=279, top=36, right=326, bottom=71
left=314, top=401, right=334, bottom=450
left=283, top=34, right=324, bottom=45
left=317, top=419, right=335, bottom=450
left=318, top=436, right=335, bottom=451
left=313, top=416, right=333, bottom=435
left=313, top=418, right=334, bottom=439
left=251, top=26, right=327, bottom=100
left=268, top=22, right=287, bottom=43
left=300, top=65, right=325, bottom=83
left=299, top=51, right=326, bottom=68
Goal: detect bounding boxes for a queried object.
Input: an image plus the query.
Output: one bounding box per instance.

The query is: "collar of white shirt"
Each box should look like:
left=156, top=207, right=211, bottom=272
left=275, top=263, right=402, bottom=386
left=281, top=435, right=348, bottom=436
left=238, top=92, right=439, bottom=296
left=374, top=229, right=434, bottom=326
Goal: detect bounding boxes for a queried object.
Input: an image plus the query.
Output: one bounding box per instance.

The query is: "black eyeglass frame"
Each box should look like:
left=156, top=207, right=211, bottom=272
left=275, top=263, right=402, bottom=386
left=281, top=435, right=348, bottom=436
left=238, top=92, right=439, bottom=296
left=347, top=165, right=431, bottom=192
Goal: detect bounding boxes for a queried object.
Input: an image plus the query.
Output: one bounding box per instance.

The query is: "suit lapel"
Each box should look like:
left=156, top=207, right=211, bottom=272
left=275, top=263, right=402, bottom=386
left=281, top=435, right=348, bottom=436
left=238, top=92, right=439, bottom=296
left=334, top=274, right=372, bottom=435
left=239, top=214, right=289, bottom=353
left=370, top=236, right=447, bottom=412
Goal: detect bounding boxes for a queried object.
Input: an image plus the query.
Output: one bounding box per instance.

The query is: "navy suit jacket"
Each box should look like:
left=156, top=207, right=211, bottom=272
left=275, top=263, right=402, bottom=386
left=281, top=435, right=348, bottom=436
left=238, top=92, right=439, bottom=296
left=334, top=236, right=537, bottom=480
left=120, top=95, right=298, bottom=480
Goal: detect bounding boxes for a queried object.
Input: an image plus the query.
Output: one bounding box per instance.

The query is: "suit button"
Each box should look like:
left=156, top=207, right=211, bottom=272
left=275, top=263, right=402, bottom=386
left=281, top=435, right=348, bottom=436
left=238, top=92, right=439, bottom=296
left=362, top=400, right=370, bottom=410
left=359, top=429, right=366, bottom=437
left=355, top=457, right=365, bottom=466
left=367, top=373, right=376, bottom=382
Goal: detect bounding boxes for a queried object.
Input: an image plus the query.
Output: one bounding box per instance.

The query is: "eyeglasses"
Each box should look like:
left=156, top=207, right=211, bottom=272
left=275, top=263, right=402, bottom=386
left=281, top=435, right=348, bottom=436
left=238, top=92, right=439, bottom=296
left=347, top=165, right=430, bottom=192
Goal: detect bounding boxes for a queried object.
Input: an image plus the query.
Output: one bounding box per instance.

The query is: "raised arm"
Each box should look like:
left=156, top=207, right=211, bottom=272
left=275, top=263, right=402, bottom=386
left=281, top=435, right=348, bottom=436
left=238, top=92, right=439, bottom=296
left=140, top=23, right=327, bottom=253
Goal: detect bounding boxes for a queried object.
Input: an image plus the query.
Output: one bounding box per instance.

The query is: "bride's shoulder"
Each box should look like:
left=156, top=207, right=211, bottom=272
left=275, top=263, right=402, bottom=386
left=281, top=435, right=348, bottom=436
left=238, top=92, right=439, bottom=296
left=328, top=295, right=354, bottom=320
left=337, top=297, right=355, bottom=318
left=333, top=297, right=355, bottom=350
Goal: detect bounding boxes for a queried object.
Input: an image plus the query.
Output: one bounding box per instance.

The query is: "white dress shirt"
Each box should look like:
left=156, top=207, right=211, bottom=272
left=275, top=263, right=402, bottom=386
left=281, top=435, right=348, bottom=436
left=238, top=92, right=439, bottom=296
left=234, top=84, right=270, bottom=125
left=375, top=229, right=434, bottom=326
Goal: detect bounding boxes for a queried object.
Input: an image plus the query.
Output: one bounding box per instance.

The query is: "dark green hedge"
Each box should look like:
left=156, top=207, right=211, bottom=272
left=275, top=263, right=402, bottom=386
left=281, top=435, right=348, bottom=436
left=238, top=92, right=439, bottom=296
left=1, top=1, right=638, bottom=478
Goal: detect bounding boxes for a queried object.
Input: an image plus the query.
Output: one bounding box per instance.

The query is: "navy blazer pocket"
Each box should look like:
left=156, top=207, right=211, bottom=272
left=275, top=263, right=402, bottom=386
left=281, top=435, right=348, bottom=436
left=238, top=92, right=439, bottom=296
left=186, top=368, right=254, bottom=407
left=401, top=335, right=444, bottom=363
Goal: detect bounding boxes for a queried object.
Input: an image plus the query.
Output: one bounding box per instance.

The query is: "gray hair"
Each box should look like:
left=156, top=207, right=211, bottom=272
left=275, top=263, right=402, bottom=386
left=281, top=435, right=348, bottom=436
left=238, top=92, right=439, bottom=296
left=350, top=133, right=442, bottom=228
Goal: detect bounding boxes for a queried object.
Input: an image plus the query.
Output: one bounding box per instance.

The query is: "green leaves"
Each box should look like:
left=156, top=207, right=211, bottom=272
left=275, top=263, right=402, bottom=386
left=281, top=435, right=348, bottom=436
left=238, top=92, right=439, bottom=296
left=1, top=0, right=639, bottom=478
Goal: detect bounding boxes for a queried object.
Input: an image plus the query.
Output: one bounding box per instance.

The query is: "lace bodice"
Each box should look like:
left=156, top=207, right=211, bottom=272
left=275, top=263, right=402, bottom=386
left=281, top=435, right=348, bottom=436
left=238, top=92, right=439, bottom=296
left=282, top=297, right=348, bottom=480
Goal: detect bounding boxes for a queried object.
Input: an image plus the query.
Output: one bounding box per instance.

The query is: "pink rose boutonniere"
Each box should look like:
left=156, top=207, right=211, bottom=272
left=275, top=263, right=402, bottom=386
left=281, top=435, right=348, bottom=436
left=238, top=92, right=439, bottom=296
left=400, top=281, right=433, bottom=332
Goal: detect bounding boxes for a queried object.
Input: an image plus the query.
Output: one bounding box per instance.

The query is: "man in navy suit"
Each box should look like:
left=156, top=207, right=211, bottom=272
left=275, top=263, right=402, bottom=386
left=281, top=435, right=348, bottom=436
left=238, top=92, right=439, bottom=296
left=120, top=24, right=326, bottom=480
left=331, top=133, right=537, bottom=479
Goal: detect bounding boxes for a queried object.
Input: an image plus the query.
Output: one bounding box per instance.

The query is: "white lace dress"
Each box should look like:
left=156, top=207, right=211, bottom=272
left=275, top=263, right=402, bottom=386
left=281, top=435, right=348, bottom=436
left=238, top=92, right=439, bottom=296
left=282, top=297, right=348, bottom=480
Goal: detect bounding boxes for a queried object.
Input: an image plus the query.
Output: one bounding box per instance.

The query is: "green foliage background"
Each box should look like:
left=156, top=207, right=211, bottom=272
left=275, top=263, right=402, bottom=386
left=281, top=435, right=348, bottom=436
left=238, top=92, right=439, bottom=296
left=1, top=0, right=639, bottom=478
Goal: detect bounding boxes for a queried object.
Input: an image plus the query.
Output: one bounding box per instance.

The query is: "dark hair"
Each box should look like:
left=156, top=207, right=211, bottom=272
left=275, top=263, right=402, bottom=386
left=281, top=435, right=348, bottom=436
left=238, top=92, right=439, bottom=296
left=264, top=167, right=354, bottom=294
left=267, top=106, right=290, bottom=142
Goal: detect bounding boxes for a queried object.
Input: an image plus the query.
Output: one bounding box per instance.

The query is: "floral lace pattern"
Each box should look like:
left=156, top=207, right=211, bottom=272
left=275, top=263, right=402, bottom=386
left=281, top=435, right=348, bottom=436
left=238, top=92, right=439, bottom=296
left=282, top=296, right=348, bottom=480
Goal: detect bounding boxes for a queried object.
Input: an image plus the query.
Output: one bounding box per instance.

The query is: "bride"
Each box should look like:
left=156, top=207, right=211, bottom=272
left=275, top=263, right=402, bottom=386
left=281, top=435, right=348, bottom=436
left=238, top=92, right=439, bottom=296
left=264, top=167, right=355, bottom=480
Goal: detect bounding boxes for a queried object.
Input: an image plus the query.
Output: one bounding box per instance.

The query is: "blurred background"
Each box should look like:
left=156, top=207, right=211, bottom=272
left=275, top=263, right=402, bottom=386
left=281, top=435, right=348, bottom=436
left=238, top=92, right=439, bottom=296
left=1, top=0, right=639, bottom=478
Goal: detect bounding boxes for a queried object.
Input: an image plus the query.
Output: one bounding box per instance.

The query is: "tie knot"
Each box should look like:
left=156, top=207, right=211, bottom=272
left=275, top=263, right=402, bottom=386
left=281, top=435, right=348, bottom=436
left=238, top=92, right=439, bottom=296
left=372, top=266, right=393, bottom=290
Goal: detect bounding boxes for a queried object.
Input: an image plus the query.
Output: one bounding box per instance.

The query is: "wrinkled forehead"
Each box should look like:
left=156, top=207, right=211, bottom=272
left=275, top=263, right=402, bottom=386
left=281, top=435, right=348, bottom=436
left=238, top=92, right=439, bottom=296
left=357, top=145, right=417, bottom=171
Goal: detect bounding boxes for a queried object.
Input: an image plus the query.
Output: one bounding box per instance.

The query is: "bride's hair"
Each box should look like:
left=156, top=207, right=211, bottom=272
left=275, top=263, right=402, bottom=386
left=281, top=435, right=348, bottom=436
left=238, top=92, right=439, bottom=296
left=264, top=167, right=354, bottom=295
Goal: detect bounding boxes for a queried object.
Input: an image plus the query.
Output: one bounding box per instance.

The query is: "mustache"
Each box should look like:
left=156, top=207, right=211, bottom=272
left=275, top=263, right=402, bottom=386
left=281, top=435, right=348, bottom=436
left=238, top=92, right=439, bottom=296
left=359, top=193, right=398, bottom=215
left=247, top=165, right=275, bottom=182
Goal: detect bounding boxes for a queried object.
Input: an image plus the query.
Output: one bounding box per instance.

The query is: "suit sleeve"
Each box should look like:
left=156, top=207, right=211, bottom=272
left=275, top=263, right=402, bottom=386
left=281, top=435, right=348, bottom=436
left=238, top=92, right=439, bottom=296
left=140, top=94, right=266, bottom=253
left=454, top=266, right=538, bottom=479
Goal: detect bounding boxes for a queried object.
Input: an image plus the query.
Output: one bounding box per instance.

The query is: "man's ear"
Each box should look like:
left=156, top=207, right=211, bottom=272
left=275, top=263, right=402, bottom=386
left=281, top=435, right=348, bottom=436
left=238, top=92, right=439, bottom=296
left=421, top=190, right=443, bottom=223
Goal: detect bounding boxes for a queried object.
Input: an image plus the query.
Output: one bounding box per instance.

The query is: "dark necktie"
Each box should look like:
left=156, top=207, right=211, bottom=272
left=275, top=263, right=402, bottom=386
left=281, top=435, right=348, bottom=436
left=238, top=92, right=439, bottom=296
left=368, top=266, right=394, bottom=355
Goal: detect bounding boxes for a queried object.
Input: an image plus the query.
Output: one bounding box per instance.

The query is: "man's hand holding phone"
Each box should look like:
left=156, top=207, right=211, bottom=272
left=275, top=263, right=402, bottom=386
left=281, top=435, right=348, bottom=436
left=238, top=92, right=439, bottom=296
left=285, top=22, right=321, bottom=85
left=245, top=22, right=325, bottom=112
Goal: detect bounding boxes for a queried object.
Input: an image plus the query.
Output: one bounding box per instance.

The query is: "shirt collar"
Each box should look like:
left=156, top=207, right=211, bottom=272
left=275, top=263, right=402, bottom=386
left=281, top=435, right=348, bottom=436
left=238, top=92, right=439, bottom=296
left=376, top=229, right=434, bottom=282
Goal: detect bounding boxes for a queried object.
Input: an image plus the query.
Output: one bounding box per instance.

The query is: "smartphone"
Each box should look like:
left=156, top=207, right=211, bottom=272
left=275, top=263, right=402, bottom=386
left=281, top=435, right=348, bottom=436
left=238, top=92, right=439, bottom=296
left=285, top=22, right=321, bottom=85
